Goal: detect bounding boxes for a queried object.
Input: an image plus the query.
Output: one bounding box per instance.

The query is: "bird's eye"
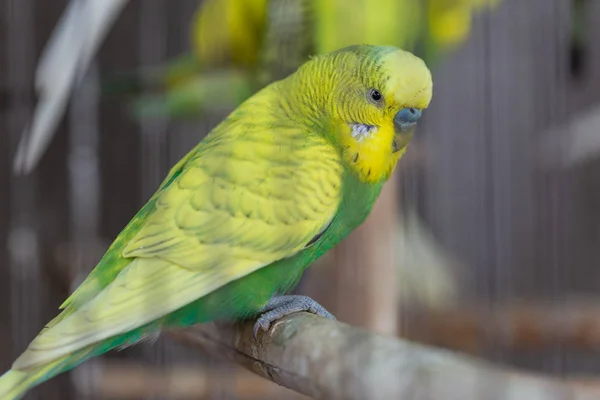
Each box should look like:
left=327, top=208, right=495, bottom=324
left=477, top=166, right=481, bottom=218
left=368, top=89, right=383, bottom=104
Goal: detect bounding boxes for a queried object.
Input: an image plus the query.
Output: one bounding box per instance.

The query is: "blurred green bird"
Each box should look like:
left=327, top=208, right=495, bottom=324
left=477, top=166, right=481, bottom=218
left=113, top=0, right=502, bottom=120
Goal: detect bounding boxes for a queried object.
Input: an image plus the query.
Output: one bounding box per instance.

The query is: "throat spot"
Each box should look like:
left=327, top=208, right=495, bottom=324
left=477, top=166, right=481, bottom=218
left=350, top=124, right=377, bottom=142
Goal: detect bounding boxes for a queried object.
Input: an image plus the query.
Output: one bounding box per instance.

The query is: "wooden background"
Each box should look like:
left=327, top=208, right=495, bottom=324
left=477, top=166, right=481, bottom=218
left=2, top=0, right=600, bottom=399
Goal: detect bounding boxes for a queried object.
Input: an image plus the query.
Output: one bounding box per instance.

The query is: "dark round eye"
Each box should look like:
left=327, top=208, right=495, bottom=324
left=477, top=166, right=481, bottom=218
left=368, top=89, right=383, bottom=103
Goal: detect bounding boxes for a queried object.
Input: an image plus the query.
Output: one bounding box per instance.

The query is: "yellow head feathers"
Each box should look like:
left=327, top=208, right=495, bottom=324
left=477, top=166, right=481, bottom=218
left=281, top=45, right=433, bottom=183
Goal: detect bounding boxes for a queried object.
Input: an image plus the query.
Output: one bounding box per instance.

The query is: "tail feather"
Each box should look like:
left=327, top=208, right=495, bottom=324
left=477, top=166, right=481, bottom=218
left=0, top=315, right=165, bottom=399
left=0, top=364, right=66, bottom=400
left=0, top=343, right=102, bottom=400
left=0, top=370, right=33, bottom=400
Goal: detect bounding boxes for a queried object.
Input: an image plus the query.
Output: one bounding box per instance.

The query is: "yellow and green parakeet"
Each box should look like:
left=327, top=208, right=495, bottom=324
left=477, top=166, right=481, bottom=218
left=0, top=44, right=433, bottom=400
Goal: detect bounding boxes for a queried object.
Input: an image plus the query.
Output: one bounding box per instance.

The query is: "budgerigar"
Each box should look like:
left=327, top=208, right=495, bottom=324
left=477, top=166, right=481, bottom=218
left=0, top=44, right=433, bottom=400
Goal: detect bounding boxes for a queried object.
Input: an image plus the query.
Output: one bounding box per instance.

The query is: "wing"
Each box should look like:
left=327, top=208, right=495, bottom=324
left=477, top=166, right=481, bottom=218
left=13, top=122, right=343, bottom=369
left=122, top=126, right=343, bottom=269
left=13, top=0, right=129, bottom=174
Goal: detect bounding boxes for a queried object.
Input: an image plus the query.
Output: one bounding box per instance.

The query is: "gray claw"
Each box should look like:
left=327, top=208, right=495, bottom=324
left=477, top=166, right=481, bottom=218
left=252, top=295, right=336, bottom=340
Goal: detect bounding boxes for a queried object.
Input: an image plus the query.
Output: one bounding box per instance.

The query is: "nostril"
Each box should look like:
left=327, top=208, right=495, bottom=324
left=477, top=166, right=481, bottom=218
left=395, top=108, right=421, bottom=127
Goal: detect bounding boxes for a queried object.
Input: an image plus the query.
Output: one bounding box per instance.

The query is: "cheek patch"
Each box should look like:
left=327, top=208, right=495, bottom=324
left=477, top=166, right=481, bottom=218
left=350, top=124, right=377, bottom=142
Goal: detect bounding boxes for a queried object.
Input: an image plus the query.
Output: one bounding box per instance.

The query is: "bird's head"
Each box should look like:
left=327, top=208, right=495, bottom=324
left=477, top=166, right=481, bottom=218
left=290, top=45, right=433, bottom=183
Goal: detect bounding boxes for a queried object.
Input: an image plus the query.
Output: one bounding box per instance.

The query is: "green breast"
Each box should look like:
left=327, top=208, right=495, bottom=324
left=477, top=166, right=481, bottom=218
left=304, top=169, right=384, bottom=262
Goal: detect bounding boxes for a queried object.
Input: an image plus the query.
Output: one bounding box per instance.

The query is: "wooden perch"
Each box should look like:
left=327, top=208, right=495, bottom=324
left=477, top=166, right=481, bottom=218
left=330, top=177, right=400, bottom=336
left=169, top=313, right=600, bottom=400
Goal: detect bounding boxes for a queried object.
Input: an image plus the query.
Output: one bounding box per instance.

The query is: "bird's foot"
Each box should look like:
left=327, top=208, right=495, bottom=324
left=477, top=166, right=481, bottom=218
left=253, top=295, right=336, bottom=340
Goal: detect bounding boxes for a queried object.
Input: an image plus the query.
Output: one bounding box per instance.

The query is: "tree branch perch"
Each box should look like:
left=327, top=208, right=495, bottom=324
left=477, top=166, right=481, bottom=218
left=169, top=313, right=600, bottom=400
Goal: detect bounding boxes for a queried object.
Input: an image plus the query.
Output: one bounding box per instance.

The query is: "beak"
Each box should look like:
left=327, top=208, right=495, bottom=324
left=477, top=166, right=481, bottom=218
left=392, top=108, right=422, bottom=153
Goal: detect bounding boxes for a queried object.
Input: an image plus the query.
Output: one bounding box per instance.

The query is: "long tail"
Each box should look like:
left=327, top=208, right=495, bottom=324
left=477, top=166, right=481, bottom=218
left=0, top=355, right=85, bottom=400
left=0, top=325, right=156, bottom=400
left=0, top=370, right=35, bottom=400
left=0, top=339, right=104, bottom=400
